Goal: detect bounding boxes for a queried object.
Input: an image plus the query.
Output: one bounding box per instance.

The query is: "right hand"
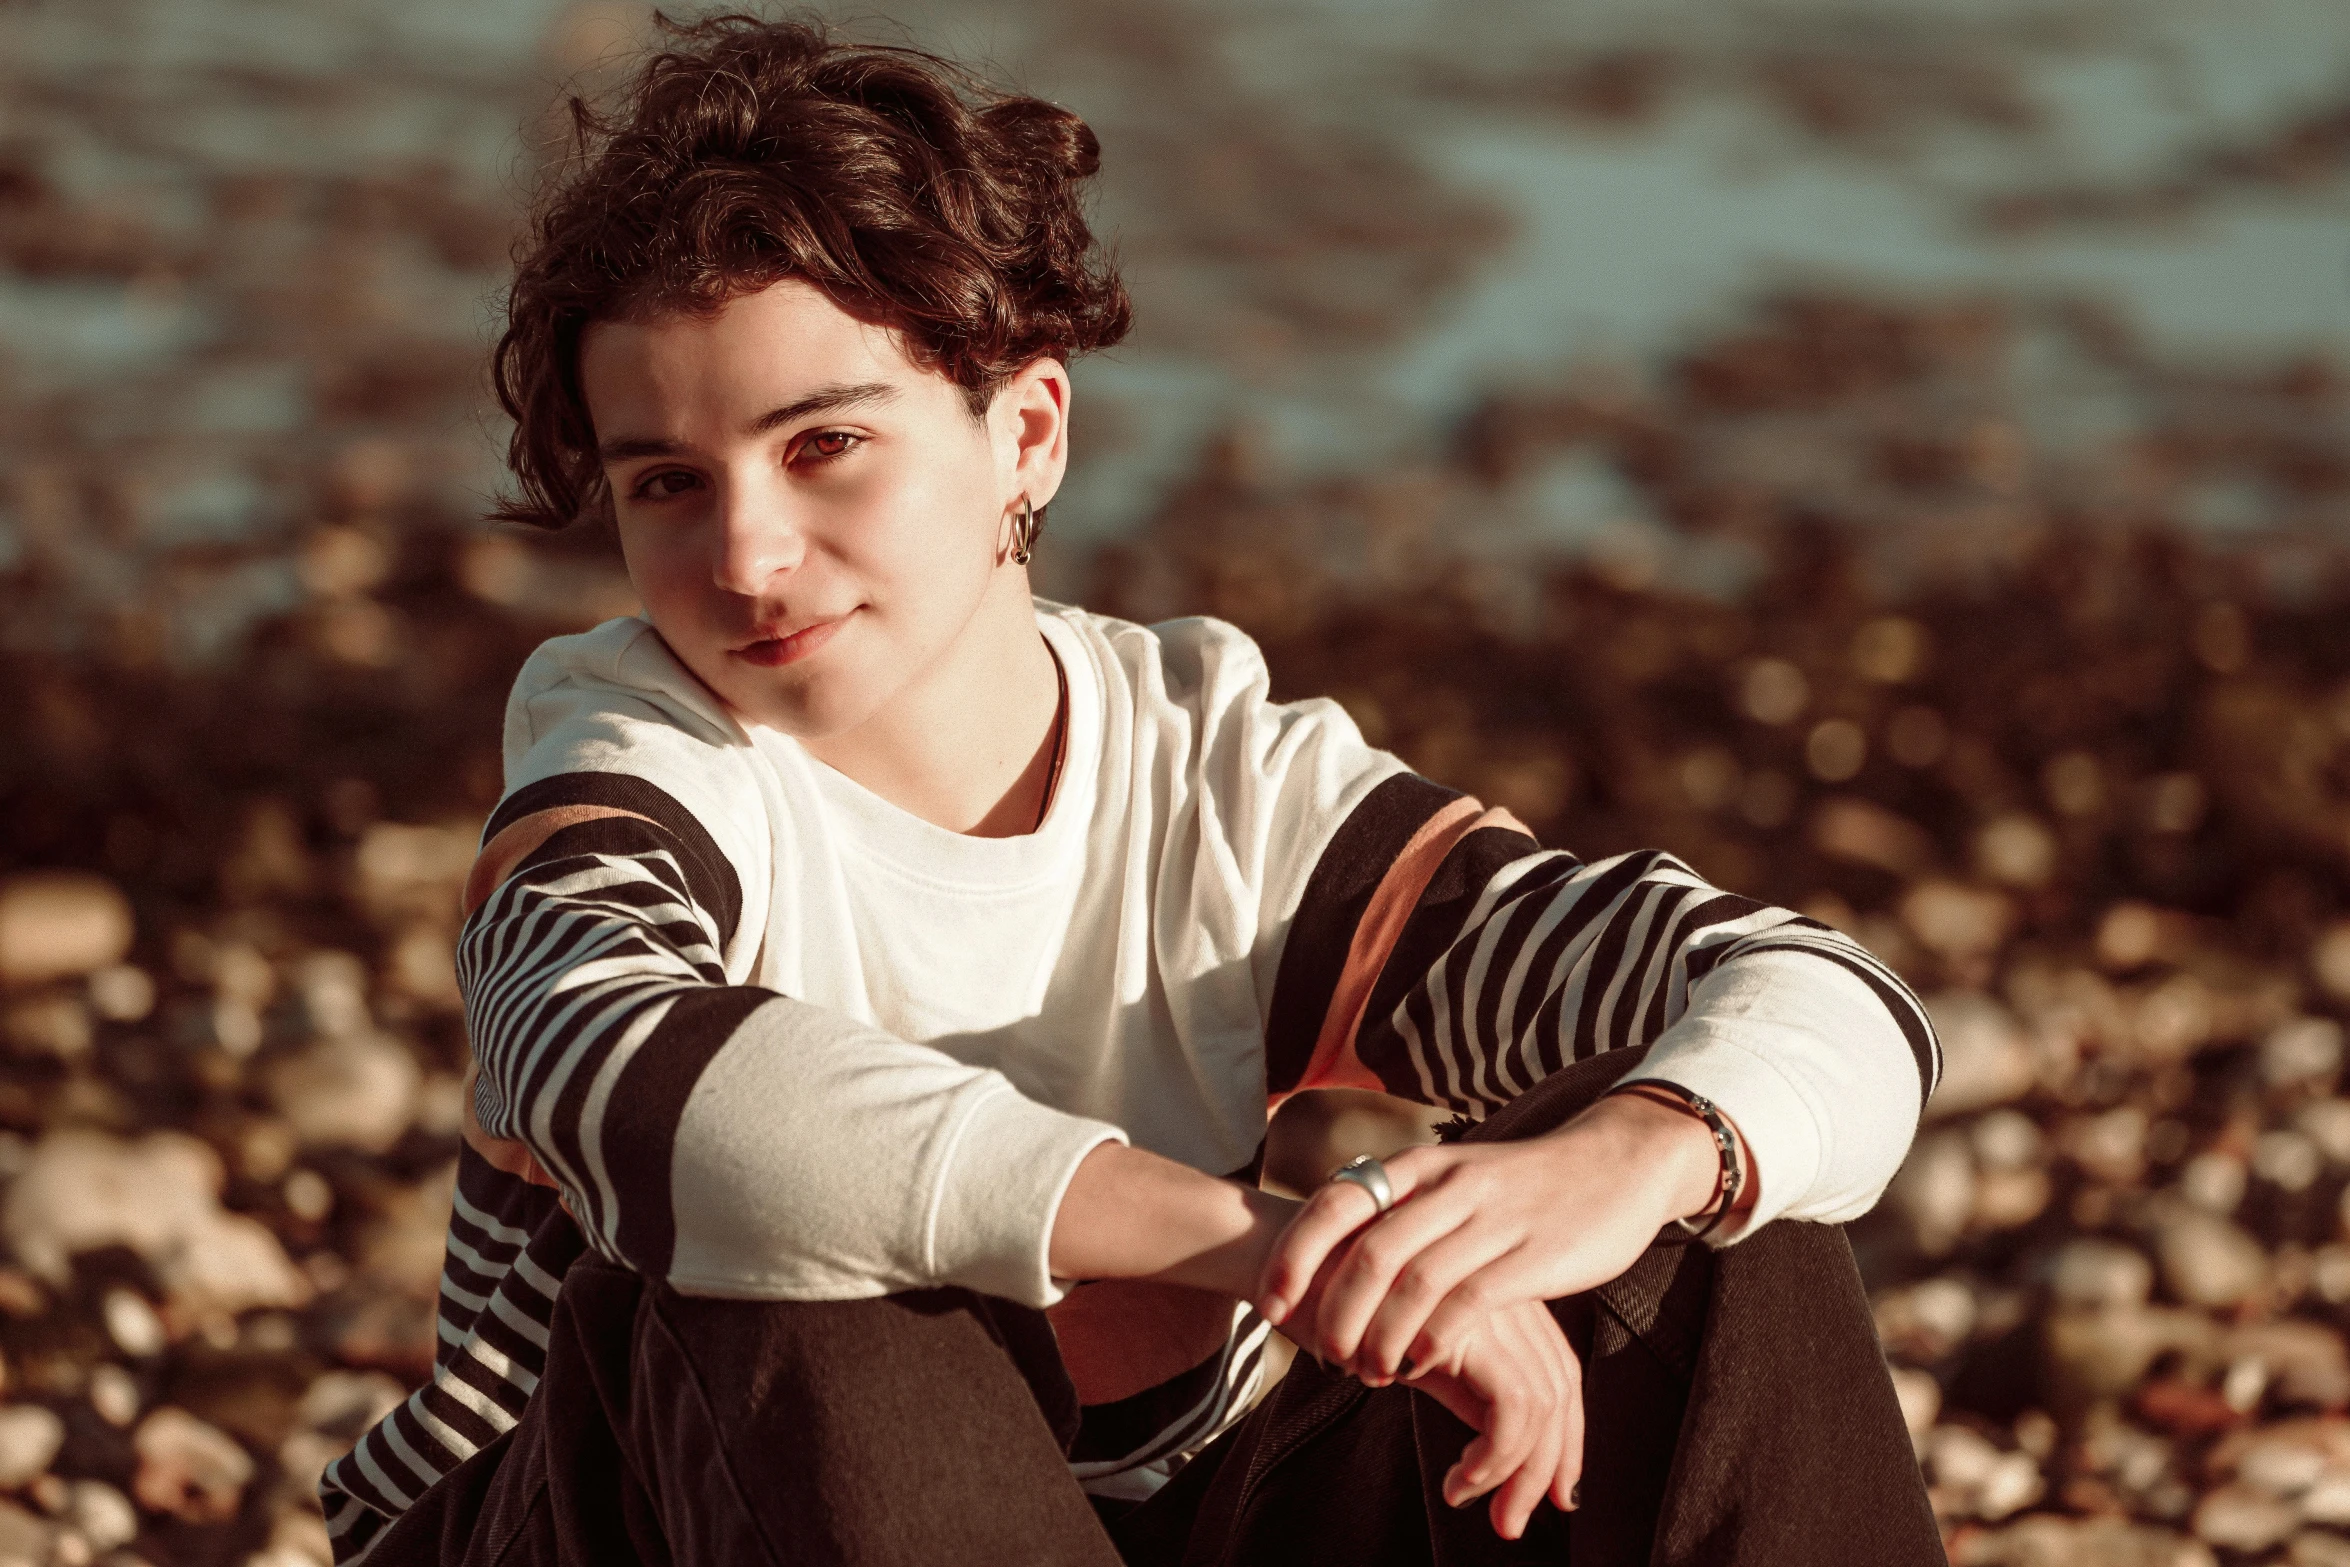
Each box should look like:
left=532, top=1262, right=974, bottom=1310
left=1393, top=1297, right=1584, bottom=1540
left=1268, top=1224, right=1583, bottom=1542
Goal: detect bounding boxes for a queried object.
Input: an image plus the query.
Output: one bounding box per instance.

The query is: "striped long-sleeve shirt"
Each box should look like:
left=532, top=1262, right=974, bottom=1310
left=322, top=605, right=1937, bottom=1557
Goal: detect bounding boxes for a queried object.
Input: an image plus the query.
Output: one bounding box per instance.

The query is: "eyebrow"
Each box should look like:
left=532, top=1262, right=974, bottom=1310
left=596, top=381, right=900, bottom=462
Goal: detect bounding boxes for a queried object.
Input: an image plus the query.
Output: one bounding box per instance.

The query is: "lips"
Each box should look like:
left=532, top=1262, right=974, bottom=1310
left=731, top=611, right=852, bottom=668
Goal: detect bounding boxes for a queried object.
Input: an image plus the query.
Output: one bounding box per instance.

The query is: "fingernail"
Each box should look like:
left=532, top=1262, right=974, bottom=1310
left=1263, top=1299, right=1287, bottom=1325
left=1569, top=1483, right=1582, bottom=1510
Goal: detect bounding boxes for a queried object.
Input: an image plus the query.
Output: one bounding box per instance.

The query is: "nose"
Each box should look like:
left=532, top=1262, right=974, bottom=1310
left=710, top=478, right=805, bottom=597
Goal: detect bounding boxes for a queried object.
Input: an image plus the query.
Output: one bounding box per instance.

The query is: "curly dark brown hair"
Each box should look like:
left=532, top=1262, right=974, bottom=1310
left=490, top=13, right=1133, bottom=529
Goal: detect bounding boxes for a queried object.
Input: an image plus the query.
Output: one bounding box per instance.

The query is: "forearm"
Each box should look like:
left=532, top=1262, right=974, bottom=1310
left=1048, top=1141, right=1299, bottom=1297
left=1532, top=1086, right=1755, bottom=1230
left=1628, top=945, right=1924, bottom=1236
left=466, top=811, right=1129, bottom=1307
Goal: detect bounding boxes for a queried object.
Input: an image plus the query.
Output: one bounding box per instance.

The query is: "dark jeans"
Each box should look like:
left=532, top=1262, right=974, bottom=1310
left=368, top=1049, right=1941, bottom=1566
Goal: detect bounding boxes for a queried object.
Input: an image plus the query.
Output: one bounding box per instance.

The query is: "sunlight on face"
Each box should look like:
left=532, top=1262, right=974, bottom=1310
left=580, top=280, right=1008, bottom=739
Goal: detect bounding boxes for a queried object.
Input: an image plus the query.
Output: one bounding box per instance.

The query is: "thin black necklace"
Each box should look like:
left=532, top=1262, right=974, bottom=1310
left=1033, top=641, right=1069, bottom=834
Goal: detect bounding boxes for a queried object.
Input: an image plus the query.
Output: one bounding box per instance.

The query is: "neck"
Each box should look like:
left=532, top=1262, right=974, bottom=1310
left=803, top=574, right=1062, bottom=837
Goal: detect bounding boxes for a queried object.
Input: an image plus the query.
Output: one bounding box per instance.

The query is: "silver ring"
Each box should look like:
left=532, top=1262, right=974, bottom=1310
left=1327, top=1154, right=1394, bottom=1216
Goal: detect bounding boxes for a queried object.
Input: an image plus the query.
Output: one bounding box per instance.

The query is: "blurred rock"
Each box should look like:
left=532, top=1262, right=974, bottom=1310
left=2192, top=1482, right=2298, bottom=1552
left=2218, top=1321, right=2350, bottom=1410
left=2313, top=922, right=2350, bottom=1004
left=0, top=1501, right=56, bottom=1567
left=2063, top=1106, right=2150, bottom=1187
left=1949, top=1515, right=2214, bottom=1567
left=1926, top=994, right=2037, bottom=1118
left=2207, top=1418, right=2350, bottom=1497
left=1901, top=881, right=2015, bottom=967
left=1972, top=1109, right=2046, bottom=1184
left=2291, top=1533, right=2350, bottom=1567
left=2263, top=1018, right=2345, bottom=1089
left=98, top=1291, right=162, bottom=1360
left=351, top=826, right=475, bottom=929
left=2171, top=1160, right=2246, bottom=1221
left=1811, top=797, right=1936, bottom=876
left=1, top=996, right=91, bottom=1064
left=1890, top=1364, right=1941, bottom=1449
left=2178, top=1152, right=2248, bottom=1215
left=0, top=876, right=132, bottom=989
left=1876, top=1275, right=1977, bottom=1361
left=251, top=1508, right=333, bottom=1567
left=85, top=1368, right=137, bottom=1430
left=263, top=1033, right=422, bottom=1153
left=1974, top=815, right=2058, bottom=890
left=2046, top=1305, right=2215, bottom=1409
left=313, top=1293, right=437, bottom=1383
left=359, top=1163, right=460, bottom=1298
left=289, top=952, right=369, bottom=1040
left=1883, top=1129, right=1976, bottom=1256
left=1926, top=1423, right=2044, bottom=1521
left=130, top=1407, right=251, bottom=1524
left=0, top=1407, right=63, bottom=1488
left=2150, top=1205, right=2270, bottom=1308
left=296, top=1371, right=406, bottom=1442
left=0, top=1131, right=311, bottom=1317
left=60, top=1481, right=135, bottom=1555
left=2295, top=1099, right=2350, bottom=1165
left=2131, top=976, right=2218, bottom=1064
left=2046, top=1238, right=2154, bottom=1311
left=82, top=967, right=151, bottom=1026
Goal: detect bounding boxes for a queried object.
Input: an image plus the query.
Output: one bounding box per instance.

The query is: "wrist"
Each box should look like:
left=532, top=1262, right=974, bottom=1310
left=1550, top=1088, right=1731, bottom=1226
left=1050, top=1142, right=1301, bottom=1294
left=1158, top=1184, right=1299, bottom=1298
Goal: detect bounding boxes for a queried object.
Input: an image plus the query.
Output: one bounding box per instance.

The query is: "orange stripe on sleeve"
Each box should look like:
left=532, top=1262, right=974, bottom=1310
left=462, top=805, right=657, bottom=918
left=1275, top=798, right=1527, bottom=1105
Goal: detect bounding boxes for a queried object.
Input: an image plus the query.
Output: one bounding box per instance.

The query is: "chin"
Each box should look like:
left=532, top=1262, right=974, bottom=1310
left=726, top=676, right=880, bottom=742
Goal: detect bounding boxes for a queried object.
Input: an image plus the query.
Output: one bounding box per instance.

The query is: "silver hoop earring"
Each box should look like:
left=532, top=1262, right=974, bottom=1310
left=1008, top=496, right=1044, bottom=566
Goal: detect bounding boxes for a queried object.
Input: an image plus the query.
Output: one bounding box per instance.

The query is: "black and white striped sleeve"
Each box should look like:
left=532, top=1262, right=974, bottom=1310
left=458, top=772, right=1122, bottom=1302
left=318, top=1150, right=582, bottom=1563
left=1266, top=775, right=1940, bottom=1234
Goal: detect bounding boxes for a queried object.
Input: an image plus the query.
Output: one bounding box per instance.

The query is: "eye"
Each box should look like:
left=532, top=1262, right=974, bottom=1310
left=631, top=468, right=702, bottom=501
left=798, top=430, right=862, bottom=464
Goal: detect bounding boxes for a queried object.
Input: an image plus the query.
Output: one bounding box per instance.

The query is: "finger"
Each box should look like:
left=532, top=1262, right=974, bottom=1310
left=1451, top=1348, right=1535, bottom=1505
left=1492, top=1385, right=1563, bottom=1541
left=1481, top=1309, right=1564, bottom=1540
left=1504, top=1306, right=1560, bottom=1541
left=1488, top=1319, right=1554, bottom=1520
left=1315, top=1195, right=1481, bottom=1369
left=1256, top=1182, right=1374, bottom=1325
left=1259, top=1159, right=1428, bottom=1324
left=1553, top=1317, right=1587, bottom=1511
left=1355, top=1225, right=1517, bottom=1382
left=1403, top=1259, right=1516, bottom=1379
left=1445, top=1435, right=1493, bottom=1512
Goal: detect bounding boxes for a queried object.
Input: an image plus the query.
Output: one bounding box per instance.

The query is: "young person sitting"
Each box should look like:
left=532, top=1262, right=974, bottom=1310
left=323, top=18, right=1945, bottom=1566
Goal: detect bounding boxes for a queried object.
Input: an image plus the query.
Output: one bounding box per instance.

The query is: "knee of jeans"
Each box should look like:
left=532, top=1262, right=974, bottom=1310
left=642, top=1286, right=1045, bottom=1382
left=640, top=1286, right=1077, bottom=1444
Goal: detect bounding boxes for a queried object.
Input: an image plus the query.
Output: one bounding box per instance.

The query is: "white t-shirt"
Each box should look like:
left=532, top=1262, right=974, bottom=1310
left=322, top=601, right=1939, bottom=1553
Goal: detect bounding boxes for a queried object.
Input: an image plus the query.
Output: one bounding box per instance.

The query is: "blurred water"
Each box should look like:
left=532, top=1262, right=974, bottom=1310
left=0, top=0, right=2345, bottom=632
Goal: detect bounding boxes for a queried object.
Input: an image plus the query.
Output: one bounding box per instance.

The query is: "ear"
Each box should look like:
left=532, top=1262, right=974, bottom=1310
left=992, top=357, right=1072, bottom=511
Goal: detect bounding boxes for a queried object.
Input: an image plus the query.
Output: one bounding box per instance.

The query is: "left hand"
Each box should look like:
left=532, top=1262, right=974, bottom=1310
left=1255, top=1089, right=1743, bottom=1383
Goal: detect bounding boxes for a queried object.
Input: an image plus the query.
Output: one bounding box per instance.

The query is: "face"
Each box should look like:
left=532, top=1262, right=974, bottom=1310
left=579, top=280, right=1050, bottom=739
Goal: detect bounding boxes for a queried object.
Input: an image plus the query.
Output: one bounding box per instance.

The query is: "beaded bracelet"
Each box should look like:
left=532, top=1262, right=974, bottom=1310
left=1603, top=1080, right=1746, bottom=1245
